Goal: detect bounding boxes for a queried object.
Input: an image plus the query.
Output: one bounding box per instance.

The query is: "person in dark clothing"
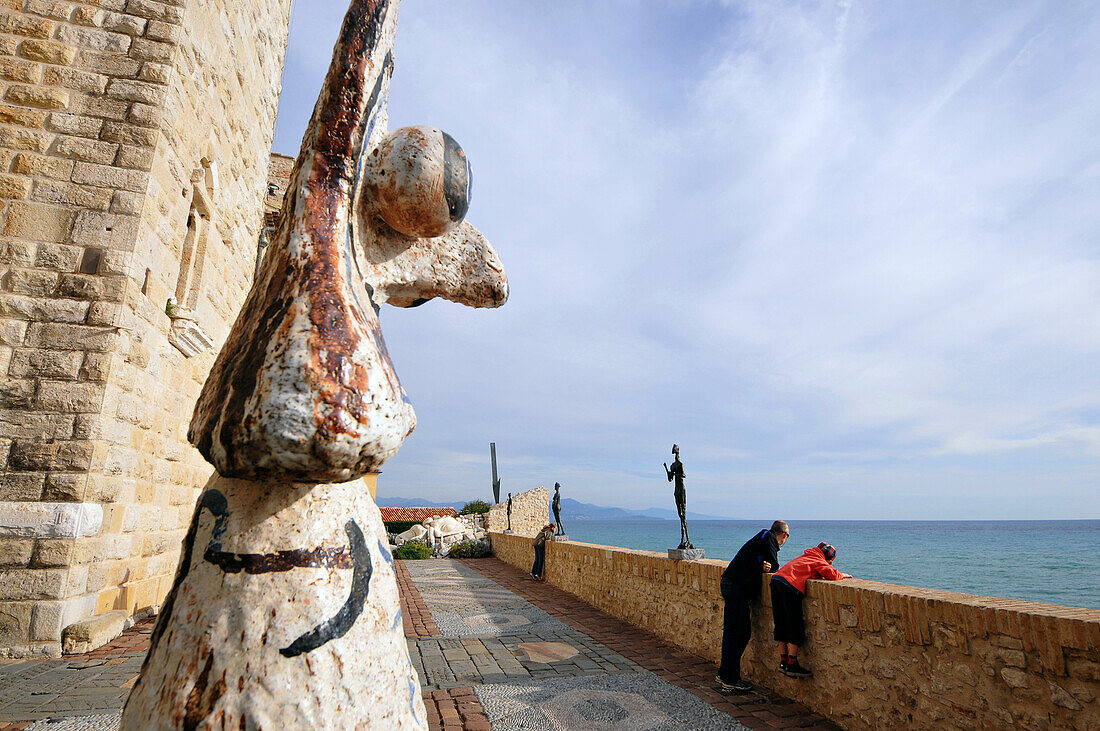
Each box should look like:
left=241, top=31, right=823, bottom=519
left=530, top=523, right=555, bottom=580
left=716, top=520, right=789, bottom=692
left=770, top=541, right=852, bottom=677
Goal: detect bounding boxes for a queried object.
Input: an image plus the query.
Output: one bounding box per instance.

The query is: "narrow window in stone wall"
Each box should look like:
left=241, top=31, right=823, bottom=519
left=174, top=174, right=212, bottom=311
left=167, top=162, right=218, bottom=357
left=255, top=224, right=273, bottom=281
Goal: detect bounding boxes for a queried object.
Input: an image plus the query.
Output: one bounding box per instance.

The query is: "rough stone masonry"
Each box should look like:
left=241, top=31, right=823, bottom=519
left=0, top=0, right=293, bottom=658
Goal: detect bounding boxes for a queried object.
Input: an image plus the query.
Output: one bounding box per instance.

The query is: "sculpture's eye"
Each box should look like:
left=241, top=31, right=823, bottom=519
left=364, top=125, right=471, bottom=238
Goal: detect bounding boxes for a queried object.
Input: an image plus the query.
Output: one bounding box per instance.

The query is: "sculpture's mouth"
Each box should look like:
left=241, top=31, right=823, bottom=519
left=197, top=489, right=375, bottom=658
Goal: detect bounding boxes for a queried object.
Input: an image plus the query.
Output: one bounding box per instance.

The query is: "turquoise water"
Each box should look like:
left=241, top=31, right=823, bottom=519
left=555, top=520, right=1100, bottom=609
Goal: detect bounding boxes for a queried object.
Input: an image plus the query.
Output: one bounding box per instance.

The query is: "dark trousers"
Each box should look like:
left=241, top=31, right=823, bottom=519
left=531, top=544, right=546, bottom=578
left=718, top=578, right=751, bottom=683
left=770, top=578, right=806, bottom=646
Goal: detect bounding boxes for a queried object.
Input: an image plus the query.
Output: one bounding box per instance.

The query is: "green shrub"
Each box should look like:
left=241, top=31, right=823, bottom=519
left=384, top=520, right=421, bottom=535
left=459, top=500, right=491, bottom=515
left=448, top=539, right=491, bottom=559
left=393, top=540, right=432, bottom=560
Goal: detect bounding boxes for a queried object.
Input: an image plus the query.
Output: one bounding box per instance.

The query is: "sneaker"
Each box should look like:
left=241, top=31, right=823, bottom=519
left=779, top=659, right=788, bottom=673
left=783, top=661, right=812, bottom=678
left=715, top=675, right=751, bottom=692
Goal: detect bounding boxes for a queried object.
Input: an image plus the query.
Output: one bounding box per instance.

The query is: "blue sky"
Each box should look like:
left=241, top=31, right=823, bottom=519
left=272, top=1, right=1100, bottom=520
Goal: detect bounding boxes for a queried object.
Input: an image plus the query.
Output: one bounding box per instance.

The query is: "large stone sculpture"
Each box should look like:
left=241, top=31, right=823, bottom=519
left=121, top=1, right=507, bottom=728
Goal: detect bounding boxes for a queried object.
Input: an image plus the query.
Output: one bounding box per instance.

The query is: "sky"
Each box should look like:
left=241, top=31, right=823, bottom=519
left=270, top=1, right=1100, bottom=520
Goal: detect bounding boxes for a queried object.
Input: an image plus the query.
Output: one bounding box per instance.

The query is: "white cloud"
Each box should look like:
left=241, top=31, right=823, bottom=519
left=273, top=1, right=1100, bottom=517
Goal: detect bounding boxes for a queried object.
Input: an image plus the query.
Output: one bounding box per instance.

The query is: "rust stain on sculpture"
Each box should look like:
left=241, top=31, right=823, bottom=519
left=302, top=167, right=371, bottom=442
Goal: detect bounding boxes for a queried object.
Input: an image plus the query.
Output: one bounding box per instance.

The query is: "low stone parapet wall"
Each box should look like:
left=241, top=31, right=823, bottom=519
left=490, top=532, right=1100, bottom=730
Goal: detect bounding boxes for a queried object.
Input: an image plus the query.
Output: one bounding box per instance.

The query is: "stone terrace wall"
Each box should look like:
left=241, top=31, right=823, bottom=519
left=0, top=0, right=291, bottom=657
left=491, top=533, right=1100, bottom=730
left=89, top=0, right=292, bottom=630
left=485, top=485, right=548, bottom=537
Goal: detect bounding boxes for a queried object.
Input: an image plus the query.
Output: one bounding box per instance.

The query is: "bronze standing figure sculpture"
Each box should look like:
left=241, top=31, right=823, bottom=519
left=552, top=482, right=564, bottom=535
left=664, top=444, right=694, bottom=550
left=506, top=492, right=513, bottom=532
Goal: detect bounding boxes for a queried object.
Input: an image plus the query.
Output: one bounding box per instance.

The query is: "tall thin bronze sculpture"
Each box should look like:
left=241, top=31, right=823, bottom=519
left=552, top=482, right=564, bottom=535
left=664, top=444, right=694, bottom=550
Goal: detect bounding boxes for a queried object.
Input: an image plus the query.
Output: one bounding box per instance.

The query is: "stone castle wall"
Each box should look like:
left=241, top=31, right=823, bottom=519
left=0, top=0, right=292, bottom=657
left=485, top=486, right=548, bottom=537
left=491, top=533, right=1100, bottom=730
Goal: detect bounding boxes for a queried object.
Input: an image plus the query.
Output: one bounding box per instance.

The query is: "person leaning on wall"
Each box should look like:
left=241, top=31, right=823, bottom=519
left=770, top=541, right=852, bottom=677
left=716, top=520, right=789, bottom=692
left=530, top=523, right=555, bottom=581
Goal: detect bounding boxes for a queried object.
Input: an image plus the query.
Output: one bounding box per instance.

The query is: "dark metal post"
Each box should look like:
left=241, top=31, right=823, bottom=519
left=490, top=442, right=500, bottom=504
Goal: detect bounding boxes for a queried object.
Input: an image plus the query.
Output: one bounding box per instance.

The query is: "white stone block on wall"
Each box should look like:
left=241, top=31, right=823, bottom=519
left=30, top=595, right=98, bottom=641
left=0, top=503, right=103, bottom=539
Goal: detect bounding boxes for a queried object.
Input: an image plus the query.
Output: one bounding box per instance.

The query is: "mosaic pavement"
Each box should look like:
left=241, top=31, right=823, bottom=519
left=25, top=715, right=122, bottom=730
left=403, top=559, right=747, bottom=730
left=475, top=674, right=744, bottom=731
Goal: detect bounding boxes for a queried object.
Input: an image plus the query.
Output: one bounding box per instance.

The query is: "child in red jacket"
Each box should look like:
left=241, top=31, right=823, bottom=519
left=769, top=542, right=852, bottom=677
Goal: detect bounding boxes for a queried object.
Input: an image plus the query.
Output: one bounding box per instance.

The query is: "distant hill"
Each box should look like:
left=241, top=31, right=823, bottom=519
left=557, top=498, right=727, bottom=521
left=375, top=495, right=728, bottom=521
left=375, top=496, right=467, bottom=511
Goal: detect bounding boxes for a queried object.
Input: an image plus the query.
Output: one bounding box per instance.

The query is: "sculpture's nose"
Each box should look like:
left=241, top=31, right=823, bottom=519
left=361, top=220, right=508, bottom=309
left=437, top=221, right=508, bottom=309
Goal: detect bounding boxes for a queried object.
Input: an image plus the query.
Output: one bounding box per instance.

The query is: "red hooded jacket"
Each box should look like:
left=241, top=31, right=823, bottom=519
left=772, top=546, right=847, bottom=595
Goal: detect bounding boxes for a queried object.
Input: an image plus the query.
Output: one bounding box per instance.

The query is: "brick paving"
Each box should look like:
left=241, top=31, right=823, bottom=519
left=423, top=687, right=492, bottom=731
left=397, top=553, right=442, bottom=637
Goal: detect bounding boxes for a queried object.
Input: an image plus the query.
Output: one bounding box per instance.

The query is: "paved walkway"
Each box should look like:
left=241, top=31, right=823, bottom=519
left=402, top=559, right=838, bottom=730
left=0, top=619, right=153, bottom=730
left=1, top=558, right=838, bottom=730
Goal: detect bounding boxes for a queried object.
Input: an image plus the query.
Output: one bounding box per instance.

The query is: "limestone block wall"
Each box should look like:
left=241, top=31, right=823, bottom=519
left=491, top=533, right=1100, bottom=731
left=0, top=0, right=291, bottom=657
left=485, top=485, right=548, bottom=537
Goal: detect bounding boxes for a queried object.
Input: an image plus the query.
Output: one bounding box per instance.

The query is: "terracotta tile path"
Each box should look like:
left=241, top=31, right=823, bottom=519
left=397, top=556, right=441, bottom=637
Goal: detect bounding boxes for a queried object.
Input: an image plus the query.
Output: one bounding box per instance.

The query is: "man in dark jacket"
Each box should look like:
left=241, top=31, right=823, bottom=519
left=716, top=520, right=789, bottom=691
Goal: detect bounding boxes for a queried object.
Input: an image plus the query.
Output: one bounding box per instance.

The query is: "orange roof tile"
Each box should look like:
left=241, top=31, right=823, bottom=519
left=379, top=506, right=457, bottom=522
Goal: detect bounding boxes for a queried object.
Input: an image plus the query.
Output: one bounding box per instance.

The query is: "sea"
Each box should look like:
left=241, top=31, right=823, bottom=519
left=555, top=519, right=1100, bottom=610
